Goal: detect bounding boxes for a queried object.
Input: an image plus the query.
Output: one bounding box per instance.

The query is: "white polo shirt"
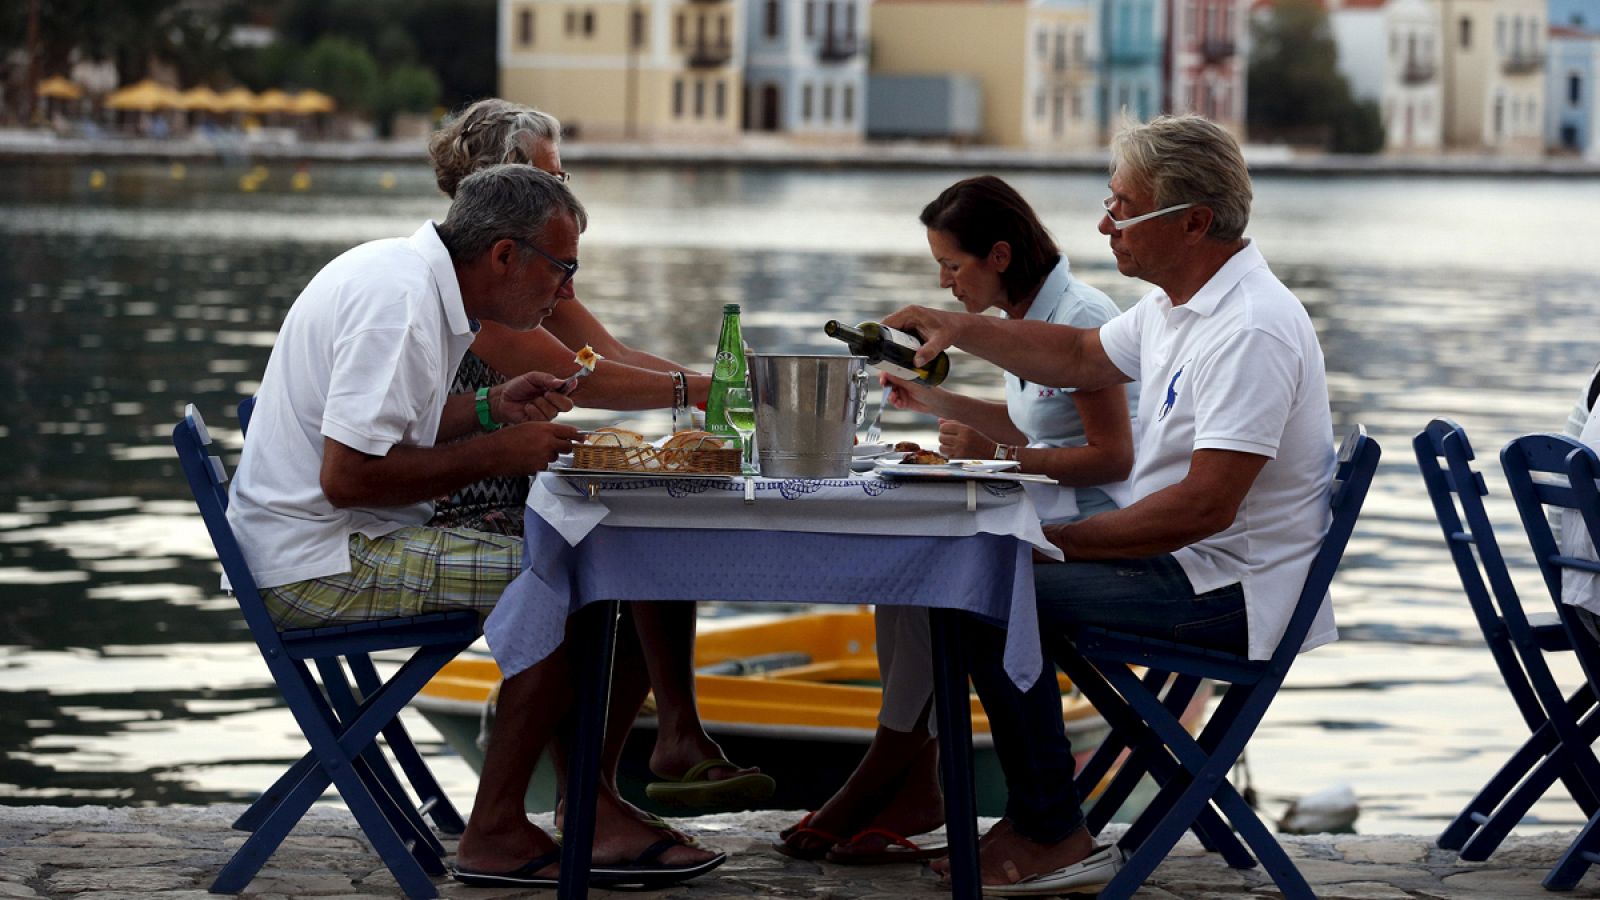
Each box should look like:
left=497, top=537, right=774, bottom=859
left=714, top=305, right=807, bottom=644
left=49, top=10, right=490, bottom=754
left=1098, top=240, right=1336, bottom=660
left=226, top=222, right=479, bottom=589
left=1005, top=256, right=1140, bottom=521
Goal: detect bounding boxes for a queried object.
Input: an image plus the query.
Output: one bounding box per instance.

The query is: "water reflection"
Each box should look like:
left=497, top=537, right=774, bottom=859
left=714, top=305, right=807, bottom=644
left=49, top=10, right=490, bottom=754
left=2, top=160, right=1599, bottom=833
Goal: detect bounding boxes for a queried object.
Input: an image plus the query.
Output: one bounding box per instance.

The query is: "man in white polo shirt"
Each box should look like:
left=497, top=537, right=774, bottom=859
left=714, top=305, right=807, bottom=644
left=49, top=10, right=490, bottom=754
left=883, top=115, right=1335, bottom=892
left=227, top=164, right=723, bottom=889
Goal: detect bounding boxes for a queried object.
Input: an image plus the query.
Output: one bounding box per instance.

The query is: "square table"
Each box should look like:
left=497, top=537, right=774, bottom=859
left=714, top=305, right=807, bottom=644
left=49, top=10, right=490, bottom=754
left=484, top=470, right=1069, bottom=900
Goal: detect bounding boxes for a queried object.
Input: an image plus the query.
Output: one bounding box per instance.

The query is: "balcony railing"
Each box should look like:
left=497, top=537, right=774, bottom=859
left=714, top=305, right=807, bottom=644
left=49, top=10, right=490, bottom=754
left=687, top=40, right=733, bottom=67
left=1401, top=59, right=1436, bottom=84
left=1502, top=49, right=1545, bottom=74
left=1200, top=38, right=1235, bottom=63
left=818, top=34, right=859, bottom=62
left=1106, top=46, right=1160, bottom=65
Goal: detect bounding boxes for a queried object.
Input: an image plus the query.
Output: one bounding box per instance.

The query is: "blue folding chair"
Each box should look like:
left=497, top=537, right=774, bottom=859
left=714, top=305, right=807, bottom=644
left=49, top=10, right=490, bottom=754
left=1502, top=432, right=1600, bottom=889
left=1415, top=419, right=1600, bottom=861
left=1048, top=426, right=1379, bottom=900
left=173, top=404, right=480, bottom=899
left=230, top=396, right=469, bottom=843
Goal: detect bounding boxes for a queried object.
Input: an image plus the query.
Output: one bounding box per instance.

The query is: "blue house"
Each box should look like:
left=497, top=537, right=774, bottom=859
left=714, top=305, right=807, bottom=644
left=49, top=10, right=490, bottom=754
left=744, top=0, right=869, bottom=140
left=1100, top=0, right=1165, bottom=137
left=1548, top=0, right=1600, bottom=157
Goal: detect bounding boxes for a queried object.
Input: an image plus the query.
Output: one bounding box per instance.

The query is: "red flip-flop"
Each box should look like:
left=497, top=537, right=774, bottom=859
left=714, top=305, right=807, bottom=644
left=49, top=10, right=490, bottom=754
left=826, top=826, right=949, bottom=865
left=773, top=811, right=844, bottom=861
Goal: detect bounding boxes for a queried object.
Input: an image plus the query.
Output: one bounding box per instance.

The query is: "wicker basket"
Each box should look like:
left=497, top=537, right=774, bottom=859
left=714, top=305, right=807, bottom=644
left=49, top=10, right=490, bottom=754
left=573, top=434, right=741, bottom=475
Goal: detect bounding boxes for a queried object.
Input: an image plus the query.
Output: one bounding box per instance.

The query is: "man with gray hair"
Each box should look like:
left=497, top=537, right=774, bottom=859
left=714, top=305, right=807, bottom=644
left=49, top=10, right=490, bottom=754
left=227, top=163, right=725, bottom=889
left=883, top=115, right=1335, bottom=892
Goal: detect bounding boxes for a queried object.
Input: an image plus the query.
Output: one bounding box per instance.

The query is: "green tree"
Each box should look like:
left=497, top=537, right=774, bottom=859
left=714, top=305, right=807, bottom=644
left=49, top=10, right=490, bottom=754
left=291, top=35, right=381, bottom=115
left=1248, top=0, right=1384, bottom=152
left=374, top=64, right=442, bottom=135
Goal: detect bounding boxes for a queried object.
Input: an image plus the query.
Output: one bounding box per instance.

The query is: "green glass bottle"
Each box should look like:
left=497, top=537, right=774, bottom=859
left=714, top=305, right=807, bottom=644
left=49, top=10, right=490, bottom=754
left=705, top=303, right=747, bottom=444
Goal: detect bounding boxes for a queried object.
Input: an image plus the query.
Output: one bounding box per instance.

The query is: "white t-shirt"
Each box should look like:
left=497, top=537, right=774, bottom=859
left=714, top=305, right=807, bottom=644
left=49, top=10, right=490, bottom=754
left=1005, top=256, right=1140, bottom=522
left=1098, top=240, right=1336, bottom=660
left=226, top=223, right=478, bottom=589
left=1561, top=412, right=1600, bottom=616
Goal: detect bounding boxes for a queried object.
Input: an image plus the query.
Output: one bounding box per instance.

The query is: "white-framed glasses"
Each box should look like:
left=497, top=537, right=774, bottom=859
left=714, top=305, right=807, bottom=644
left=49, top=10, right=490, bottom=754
left=1101, top=197, right=1195, bottom=231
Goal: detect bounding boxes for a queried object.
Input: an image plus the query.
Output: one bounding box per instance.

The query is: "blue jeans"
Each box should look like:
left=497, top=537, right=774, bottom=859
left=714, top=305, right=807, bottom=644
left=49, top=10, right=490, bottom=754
left=965, top=554, right=1247, bottom=843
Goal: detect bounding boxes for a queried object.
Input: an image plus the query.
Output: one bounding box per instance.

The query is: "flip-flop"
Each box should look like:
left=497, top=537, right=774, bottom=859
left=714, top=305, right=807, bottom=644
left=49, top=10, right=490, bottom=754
left=980, top=843, right=1121, bottom=896
left=825, top=826, right=949, bottom=865
left=451, top=848, right=562, bottom=888
left=591, top=836, right=728, bottom=889
left=772, top=810, right=844, bottom=861
left=645, top=757, right=777, bottom=810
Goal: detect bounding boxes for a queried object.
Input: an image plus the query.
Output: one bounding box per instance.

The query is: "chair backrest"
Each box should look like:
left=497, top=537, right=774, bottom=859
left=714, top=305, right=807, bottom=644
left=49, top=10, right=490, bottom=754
left=172, top=404, right=286, bottom=647
left=1412, top=418, right=1536, bottom=646
left=1502, top=433, right=1600, bottom=603
left=238, top=395, right=256, bottom=434
left=1501, top=433, right=1600, bottom=686
left=1269, top=426, right=1380, bottom=670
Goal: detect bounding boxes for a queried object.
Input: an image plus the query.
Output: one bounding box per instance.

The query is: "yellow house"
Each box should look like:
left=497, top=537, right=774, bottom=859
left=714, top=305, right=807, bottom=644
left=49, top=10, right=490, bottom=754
left=1439, top=0, right=1546, bottom=155
left=500, top=0, right=743, bottom=141
left=871, top=0, right=1100, bottom=149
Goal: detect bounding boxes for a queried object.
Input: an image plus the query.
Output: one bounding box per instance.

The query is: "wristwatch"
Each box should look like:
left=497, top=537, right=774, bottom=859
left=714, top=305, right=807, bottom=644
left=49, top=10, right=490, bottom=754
left=994, top=443, right=1017, bottom=461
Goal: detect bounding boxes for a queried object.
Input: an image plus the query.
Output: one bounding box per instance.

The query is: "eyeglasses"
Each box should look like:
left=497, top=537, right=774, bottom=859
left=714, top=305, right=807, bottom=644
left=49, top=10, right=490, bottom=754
left=517, top=240, right=579, bottom=290
left=551, top=170, right=571, bottom=184
left=1101, top=196, right=1195, bottom=231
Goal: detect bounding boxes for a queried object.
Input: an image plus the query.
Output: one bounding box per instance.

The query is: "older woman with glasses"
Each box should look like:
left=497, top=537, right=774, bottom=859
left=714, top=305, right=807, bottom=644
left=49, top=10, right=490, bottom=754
left=425, top=99, right=774, bottom=830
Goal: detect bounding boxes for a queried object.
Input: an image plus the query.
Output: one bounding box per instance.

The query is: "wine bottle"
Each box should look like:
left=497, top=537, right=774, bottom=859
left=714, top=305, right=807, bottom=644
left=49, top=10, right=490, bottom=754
left=823, top=320, right=950, bottom=387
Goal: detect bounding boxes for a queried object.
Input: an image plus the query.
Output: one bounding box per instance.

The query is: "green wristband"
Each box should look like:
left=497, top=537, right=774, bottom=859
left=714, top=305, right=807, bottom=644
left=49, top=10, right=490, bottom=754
left=475, top=387, right=501, bottom=432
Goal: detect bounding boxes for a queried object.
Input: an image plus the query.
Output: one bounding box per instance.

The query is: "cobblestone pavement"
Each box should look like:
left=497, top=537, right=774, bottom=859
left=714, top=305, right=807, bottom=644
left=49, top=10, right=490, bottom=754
left=3, top=805, right=1600, bottom=898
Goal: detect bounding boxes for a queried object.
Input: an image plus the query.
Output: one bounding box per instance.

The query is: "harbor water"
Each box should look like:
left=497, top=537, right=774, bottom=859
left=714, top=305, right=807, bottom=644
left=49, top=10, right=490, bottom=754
left=1, top=159, right=1599, bottom=835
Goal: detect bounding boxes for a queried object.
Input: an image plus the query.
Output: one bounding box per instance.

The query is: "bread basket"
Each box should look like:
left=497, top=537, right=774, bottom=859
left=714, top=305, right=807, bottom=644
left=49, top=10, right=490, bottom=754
left=573, top=432, right=741, bottom=475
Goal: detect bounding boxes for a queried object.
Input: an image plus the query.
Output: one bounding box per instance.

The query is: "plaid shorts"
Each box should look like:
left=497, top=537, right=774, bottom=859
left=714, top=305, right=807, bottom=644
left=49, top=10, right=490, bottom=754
left=262, top=526, right=523, bottom=630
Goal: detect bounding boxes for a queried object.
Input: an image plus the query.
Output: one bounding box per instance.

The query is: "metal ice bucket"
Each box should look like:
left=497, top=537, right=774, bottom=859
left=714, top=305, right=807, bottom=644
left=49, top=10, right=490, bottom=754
left=748, top=353, right=868, bottom=478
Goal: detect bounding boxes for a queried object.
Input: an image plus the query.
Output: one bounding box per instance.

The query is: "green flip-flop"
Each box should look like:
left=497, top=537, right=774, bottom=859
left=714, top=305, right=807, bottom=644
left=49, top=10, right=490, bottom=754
left=644, top=758, right=777, bottom=810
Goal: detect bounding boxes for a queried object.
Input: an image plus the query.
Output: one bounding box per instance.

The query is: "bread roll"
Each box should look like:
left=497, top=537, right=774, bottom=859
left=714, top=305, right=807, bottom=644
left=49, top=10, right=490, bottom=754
left=586, top=426, right=647, bottom=448
left=894, top=440, right=922, bottom=453
left=663, top=430, right=724, bottom=451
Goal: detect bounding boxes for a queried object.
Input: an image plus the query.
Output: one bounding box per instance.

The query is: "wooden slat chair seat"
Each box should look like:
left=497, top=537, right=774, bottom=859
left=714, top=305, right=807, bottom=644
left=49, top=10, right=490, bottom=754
left=1501, top=432, right=1600, bottom=889
left=174, top=404, right=479, bottom=899
left=1048, top=426, right=1380, bottom=900
left=1415, top=419, right=1600, bottom=861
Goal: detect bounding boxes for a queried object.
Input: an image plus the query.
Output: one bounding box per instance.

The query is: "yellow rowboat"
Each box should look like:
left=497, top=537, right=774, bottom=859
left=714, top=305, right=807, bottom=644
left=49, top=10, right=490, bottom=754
left=413, top=608, right=1211, bottom=817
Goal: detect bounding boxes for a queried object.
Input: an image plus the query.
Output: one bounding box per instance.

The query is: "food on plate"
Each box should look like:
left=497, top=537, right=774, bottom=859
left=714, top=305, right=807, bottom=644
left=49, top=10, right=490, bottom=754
left=663, top=430, right=725, bottom=451
left=893, top=440, right=922, bottom=453
left=905, top=449, right=949, bottom=465
left=585, top=426, right=648, bottom=448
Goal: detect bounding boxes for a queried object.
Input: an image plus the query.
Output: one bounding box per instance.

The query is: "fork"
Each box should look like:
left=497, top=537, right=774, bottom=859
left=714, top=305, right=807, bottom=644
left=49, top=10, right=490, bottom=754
left=863, top=384, right=891, bottom=445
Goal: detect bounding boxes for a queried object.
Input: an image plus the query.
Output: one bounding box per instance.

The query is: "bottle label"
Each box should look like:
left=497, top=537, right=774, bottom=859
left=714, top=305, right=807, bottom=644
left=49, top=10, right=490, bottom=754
left=712, top=350, right=743, bottom=380
left=871, top=360, right=929, bottom=382
left=877, top=325, right=924, bottom=351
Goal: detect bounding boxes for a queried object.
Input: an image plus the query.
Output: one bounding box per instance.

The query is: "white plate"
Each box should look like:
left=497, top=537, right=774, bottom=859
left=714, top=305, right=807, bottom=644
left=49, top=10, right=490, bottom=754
left=876, top=458, right=1021, bottom=474
left=851, top=451, right=907, bottom=472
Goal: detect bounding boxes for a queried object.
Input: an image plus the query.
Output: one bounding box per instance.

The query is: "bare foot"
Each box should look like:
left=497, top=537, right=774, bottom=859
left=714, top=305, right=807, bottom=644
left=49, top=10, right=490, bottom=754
left=934, top=820, right=1094, bottom=887
left=649, top=734, right=761, bottom=783
left=592, top=795, right=718, bottom=867
left=456, top=814, right=558, bottom=877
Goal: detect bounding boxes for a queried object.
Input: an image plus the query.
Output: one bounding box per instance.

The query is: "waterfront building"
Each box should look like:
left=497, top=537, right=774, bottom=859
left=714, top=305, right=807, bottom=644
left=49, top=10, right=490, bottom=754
left=1437, top=0, right=1545, bottom=154
left=1546, top=0, right=1600, bottom=157
left=871, top=0, right=1102, bottom=150
left=1328, top=0, right=1445, bottom=152
left=1167, top=0, right=1248, bottom=134
left=1099, top=0, right=1166, bottom=137
left=498, top=0, right=743, bottom=141
left=743, top=0, right=869, bottom=140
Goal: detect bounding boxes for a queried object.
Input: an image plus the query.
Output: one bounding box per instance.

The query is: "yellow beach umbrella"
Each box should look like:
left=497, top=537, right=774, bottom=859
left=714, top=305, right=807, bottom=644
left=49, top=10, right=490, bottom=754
left=105, top=79, right=180, bottom=111
left=214, top=86, right=259, bottom=115
left=254, top=88, right=294, bottom=115
left=289, top=90, right=336, bottom=115
left=37, top=76, right=83, bottom=100
left=177, top=85, right=225, bottom=113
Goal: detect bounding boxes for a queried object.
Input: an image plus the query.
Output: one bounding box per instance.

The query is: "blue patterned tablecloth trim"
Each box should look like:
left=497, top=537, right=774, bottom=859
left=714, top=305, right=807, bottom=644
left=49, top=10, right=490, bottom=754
left=554, top=474, right=1024, bottom=500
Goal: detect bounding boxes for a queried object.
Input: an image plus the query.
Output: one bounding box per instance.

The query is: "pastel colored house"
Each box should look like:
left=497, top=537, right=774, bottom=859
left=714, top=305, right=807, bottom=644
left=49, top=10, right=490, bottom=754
left=1437, top=0, right=1545, bottom=154
left=1167, top=0, right=1248, bottom=134
left=744, top=0, right=870, bottom=139
left=1100, top=0, right=1166, bottom=134
left=1328, top=0, right=1444, bottom=151
left=500, top=0, right=743, bottom=141
left=1547, top=0, right=1600, bottom=157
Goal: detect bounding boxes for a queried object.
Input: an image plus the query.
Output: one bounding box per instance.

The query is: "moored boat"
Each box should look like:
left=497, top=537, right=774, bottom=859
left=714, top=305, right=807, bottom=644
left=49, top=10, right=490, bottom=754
left=413, top=608, right=1211, bottom=817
